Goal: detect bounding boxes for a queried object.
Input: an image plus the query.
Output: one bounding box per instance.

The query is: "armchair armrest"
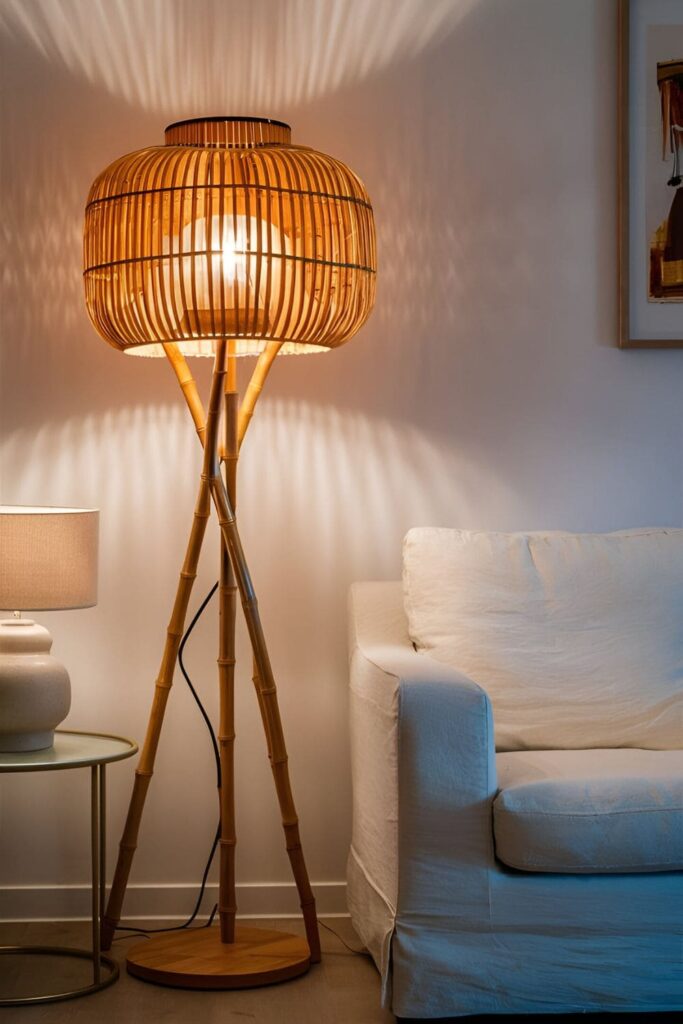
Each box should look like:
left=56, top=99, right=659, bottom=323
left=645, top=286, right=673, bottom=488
left=348, top=582, right=496, bottom=931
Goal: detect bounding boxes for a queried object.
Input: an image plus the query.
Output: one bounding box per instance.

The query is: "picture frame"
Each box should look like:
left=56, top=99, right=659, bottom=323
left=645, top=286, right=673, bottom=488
left=618, top=0, right=683, bottom=348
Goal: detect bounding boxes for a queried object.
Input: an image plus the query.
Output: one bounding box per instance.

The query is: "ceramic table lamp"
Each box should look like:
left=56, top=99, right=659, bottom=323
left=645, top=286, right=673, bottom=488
left=0, top=506, right=99, bottom=752
left=83, top=116, right=376, bottom=988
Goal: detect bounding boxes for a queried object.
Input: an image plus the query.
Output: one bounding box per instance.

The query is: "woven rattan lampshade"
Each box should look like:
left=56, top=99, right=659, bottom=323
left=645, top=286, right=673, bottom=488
left=83, top=116, right=376, bottom=357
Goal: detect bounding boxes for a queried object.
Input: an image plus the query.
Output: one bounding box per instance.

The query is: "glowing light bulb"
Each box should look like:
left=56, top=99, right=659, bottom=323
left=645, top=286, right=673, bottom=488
left=218, top=221, right=250, bottom=286
left=172, top=213, right=288, bottom=337
left=135, top=207, right=298, bottom=355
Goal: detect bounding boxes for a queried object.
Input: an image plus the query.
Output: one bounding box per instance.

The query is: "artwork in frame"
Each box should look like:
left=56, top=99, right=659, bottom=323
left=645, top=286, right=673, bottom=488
left=619, top=0, right=683, bottom=347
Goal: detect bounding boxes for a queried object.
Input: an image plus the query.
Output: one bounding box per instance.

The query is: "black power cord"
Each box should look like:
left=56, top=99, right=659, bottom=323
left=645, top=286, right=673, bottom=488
left=318, top=919, right=369, bottom=957
left=113, top=583, right=371, bottom=957
left=114, top=582, right=222, bottom=941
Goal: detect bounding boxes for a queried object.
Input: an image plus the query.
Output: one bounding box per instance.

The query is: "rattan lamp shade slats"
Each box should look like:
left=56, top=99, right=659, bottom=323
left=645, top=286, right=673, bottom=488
left=83, top=118, right=376, bottom=357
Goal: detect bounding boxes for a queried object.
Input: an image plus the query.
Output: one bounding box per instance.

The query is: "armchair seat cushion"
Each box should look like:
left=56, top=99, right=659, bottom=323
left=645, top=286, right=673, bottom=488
left=494, top=748, right=683, bottom=873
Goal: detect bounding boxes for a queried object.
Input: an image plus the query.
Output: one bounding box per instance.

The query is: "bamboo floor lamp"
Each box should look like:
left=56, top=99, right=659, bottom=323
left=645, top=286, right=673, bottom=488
left=82, top=116, right=376, bottom=989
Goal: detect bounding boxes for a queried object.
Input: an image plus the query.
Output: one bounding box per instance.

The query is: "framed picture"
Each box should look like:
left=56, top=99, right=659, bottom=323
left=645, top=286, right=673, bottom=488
left=618, top=0, right=683, bottom=347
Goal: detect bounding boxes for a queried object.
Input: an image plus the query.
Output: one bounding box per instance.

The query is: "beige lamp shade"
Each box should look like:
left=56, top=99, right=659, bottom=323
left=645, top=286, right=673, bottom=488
left=83, top=116, right=377, bottom=358
left=0, top=506, right=99, bottom=611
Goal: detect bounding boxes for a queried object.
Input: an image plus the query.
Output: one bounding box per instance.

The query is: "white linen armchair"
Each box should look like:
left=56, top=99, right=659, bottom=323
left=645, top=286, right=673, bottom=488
left=347, top=528, right=683, bottom=1019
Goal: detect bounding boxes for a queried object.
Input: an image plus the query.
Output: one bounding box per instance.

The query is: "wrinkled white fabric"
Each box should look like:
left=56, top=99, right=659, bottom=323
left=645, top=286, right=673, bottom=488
left=403, top=527, right=683, bottom=750
left=494, top=748, right=683, bottom=872
left=347, top=581, right=683, bottom=1018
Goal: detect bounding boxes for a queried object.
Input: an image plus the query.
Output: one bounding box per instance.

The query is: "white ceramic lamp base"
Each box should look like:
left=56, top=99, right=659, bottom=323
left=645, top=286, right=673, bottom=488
left=0, top=617, right=71, bottom=752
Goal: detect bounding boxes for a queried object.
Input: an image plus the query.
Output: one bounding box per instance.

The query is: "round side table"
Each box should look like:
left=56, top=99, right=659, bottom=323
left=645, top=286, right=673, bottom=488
left=0, top=729, right=138, bottom=1005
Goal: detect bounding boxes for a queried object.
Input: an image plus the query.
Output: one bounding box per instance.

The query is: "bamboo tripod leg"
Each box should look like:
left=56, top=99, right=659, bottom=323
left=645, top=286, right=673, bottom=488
left=217, top=361, right=239, bottom=944
left=212, top=492, right=321, bottom=963
left=250, top=659, right=321, bottom=962
left=168, top=340, right=321, bottom=963
left=238, top=338, right=279, bottom=808
left=217, top=532, right=237, bottom=942
left=101, top=476, right=211, bottom=950
left=200, top=353, right=320, bottom=963
left=237, top=341, right=282, bottom=444
left=238, top=344, right=320, bottom=960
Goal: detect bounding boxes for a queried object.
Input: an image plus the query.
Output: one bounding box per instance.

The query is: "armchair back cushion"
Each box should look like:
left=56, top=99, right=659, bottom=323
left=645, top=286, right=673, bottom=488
left=403, top=527, right=683, bottom=751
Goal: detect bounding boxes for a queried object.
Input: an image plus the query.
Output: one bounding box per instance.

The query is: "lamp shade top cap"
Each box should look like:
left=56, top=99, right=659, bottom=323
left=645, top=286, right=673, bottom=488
left=163, top=116, right=292, bottom=147
left=165, top=115, right=291, bottom=131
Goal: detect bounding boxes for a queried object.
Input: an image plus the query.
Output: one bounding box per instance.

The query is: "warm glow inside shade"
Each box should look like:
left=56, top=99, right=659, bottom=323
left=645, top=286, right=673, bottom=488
left=0, top=507, right=99, bottom=611
left=83, top=116, right=377, bottom=357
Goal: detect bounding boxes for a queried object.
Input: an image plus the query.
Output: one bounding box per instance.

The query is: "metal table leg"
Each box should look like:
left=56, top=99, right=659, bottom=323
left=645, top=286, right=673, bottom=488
left=0, top=763, right=119, bottom=1006
left=100, top=764, right=106, bottom=925
left=91, top=765, right=102, bottom=984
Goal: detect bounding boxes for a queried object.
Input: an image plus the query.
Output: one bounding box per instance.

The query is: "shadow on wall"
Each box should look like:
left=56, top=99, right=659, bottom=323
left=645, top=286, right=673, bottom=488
left=0, top=396, right=513, bottom=615
left=0, top=0, right=480, bottom=114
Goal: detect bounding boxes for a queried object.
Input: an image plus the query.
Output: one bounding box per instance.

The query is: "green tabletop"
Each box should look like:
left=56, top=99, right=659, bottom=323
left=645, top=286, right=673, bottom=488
left=0, top=730, right=137, bottom=772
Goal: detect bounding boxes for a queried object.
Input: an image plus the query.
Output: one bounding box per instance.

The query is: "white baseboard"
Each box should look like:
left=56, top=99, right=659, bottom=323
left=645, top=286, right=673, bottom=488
left=0, top=880, right=348, bottom=923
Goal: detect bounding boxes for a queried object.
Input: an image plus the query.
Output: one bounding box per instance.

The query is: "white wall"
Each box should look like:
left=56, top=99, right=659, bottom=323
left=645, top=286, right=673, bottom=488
left=1, top=0, right=681, bottom=921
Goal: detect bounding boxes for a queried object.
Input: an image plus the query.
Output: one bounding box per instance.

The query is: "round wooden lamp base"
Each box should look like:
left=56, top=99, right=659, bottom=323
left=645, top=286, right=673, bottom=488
left=126, top=925, right=311, bottom=989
